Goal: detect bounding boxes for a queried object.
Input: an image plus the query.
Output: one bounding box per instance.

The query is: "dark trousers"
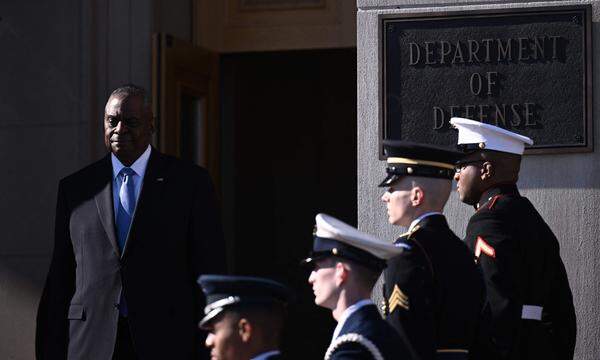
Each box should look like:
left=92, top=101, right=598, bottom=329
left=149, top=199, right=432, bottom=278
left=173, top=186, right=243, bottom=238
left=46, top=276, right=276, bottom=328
left=113, top=317, right=137, bottom=359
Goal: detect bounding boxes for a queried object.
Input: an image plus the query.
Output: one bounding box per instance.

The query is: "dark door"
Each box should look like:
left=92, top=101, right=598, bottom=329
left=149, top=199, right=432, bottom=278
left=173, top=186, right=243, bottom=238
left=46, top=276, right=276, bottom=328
left=220, top=48, right=357, bottom=359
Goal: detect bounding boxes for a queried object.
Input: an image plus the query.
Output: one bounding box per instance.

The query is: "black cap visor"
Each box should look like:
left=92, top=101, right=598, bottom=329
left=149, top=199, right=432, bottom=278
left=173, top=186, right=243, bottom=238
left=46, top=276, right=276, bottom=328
left=303, top=237, right=387, bottom=271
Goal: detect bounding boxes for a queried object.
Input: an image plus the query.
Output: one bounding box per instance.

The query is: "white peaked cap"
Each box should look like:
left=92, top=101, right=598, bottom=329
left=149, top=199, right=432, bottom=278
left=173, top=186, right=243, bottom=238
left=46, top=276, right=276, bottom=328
left=450, top=117, right=534, bottom=155
left=315, top=213, right=402, bottom=260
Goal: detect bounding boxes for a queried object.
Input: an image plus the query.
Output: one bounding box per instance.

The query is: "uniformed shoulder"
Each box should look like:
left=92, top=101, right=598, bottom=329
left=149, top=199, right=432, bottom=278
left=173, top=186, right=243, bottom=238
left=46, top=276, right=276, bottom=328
left=327, top=334, right=382, bottom=360
left=329, top=342, right=373, bottom=360
left=389, top=237, right=423, bottom=265
left=477, top=193, right=525, bottom=215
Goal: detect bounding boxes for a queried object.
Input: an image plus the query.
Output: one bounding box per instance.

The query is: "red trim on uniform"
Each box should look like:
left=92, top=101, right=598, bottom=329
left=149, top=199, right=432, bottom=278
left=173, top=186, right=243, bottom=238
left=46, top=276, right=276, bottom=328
left=487, top=195, right=503, bottom=210
left=475, top=236, right=496, bottom=259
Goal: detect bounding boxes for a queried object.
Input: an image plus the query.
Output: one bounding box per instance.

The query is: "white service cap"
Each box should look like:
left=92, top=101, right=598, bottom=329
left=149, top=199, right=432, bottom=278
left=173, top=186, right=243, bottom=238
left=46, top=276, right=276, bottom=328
left=450, top=117, right=534, bottom=155
left=313, top=213, right=402, bottom=261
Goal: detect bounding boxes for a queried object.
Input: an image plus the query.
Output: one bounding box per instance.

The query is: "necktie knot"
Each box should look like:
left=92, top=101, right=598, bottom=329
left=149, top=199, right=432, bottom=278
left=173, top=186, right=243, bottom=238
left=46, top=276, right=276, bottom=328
left=120, top=167, right=136, bottom=181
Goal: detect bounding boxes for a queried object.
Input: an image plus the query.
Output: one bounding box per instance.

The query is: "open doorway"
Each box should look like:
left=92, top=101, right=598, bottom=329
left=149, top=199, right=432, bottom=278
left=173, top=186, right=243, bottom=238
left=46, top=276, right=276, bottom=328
left=220, top=48, right=357, bottom=357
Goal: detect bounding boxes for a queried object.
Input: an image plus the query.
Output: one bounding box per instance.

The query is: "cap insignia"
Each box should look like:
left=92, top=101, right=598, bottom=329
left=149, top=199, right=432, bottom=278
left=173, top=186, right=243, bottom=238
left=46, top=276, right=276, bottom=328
left=332, top=248, right=339, bottom=255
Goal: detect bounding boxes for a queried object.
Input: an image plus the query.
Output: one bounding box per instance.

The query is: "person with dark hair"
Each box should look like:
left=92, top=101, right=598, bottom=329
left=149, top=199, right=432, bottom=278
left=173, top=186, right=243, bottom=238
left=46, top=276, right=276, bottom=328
left=304, top=213, right=414, bottom=360
left=35, top=84, right=225, bottom=359
left=198, top=275, right=291, bottom=360
left=378, top=141, right=485, bottom=360
left=451, top=117, right=576, bottom=360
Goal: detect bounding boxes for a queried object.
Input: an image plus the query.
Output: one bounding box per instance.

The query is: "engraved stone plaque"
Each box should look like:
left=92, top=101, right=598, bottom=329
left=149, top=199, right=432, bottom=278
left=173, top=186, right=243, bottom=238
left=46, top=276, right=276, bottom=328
left=382, top=6, right=592, bottom=154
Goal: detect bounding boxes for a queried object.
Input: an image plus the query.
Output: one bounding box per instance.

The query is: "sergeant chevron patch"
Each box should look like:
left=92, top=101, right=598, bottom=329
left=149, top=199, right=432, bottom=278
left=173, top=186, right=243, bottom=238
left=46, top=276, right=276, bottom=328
left=475, top=236, right=496, bottom=259
left=388, top=284, right=409, bottom=313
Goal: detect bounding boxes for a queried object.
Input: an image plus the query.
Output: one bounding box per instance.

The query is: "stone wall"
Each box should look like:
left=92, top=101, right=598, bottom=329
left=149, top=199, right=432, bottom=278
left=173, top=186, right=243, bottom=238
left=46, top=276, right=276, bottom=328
left=0, top=0, right=181, bottom=357
left=357, top=1, right=600, bottom=359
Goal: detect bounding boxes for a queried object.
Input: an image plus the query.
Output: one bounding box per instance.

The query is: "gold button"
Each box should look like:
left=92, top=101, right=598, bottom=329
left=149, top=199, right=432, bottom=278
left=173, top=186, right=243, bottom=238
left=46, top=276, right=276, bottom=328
left=407, top=167, right=413, bottom=174
left=478, top=142, right=486, bottom=149
left=332, top=248, right=338, bottom=255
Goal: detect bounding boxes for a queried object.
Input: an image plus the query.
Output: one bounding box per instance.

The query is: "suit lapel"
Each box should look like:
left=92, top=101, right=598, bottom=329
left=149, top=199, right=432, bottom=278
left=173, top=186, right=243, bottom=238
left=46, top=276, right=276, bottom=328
left=94, top=155, right=121, bottom=257
left=122, top=148, right=168, bottom=257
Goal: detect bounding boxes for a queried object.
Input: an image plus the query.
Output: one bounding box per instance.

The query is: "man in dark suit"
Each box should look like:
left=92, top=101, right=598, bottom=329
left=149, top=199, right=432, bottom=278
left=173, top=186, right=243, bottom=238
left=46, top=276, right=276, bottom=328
left=36, top=84, right=225, bottom=359
left=303, top=213, right=414, bottom=360
left=378, top=141, right=485, bottom=360
left=451, top=117, right=576, bottom=360
left=198, top=275, right=291, bottom=360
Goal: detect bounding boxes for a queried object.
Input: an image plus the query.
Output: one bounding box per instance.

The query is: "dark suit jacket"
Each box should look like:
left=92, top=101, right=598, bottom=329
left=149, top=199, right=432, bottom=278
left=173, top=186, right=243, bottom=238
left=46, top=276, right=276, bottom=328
left=465, top=184, right=576, bottom=360
left=36, top=148, right=226, bottom=360
left=384, top=215, right=485, bottom=360
left=328, top=304, right=414, bottom=360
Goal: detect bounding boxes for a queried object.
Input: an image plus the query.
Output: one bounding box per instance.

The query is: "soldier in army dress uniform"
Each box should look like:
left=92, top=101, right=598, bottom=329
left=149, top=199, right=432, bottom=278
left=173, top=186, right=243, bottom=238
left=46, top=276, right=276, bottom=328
left=379, top=141, right=485, bottom=360
left=451, top=117, right=577, bottom=360
left=303, top=213, right=414, bottom=360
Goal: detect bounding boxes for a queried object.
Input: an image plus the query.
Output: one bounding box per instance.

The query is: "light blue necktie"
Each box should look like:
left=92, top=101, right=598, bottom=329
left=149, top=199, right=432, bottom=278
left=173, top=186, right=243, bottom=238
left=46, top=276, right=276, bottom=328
left=116, top=167, right=136, bottom=316
left=116, top=167, right=136, bottom=252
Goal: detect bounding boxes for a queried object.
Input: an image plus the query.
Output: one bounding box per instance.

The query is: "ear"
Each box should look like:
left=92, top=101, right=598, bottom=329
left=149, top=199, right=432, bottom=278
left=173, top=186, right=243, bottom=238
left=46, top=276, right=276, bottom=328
left=334, top=262, right=348, bottom=286
left=410, top=186, right=425, bottom=206
left=238, top=318, right=252, bottom=343
left=481, top=162, right=494, bottom=180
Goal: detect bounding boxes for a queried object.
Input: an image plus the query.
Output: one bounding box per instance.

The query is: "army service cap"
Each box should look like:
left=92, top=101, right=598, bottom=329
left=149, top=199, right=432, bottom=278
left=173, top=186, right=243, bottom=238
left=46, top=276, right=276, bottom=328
left=197, top=275, right=291, bottom=329
left=450, top=117, right=533, bottom=155
left=302, top=213, right=403, bottom=271
left=378, top=140, right=461, bottom=187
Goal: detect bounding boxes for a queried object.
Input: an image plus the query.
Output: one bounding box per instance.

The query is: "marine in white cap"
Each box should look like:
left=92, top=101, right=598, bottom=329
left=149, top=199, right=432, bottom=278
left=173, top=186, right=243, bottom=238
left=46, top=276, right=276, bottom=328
left=379, top=140, right=484, bottom=360
left=303, top=214, right=414, bottom=360
left=451, top=117, right=576, bottom=360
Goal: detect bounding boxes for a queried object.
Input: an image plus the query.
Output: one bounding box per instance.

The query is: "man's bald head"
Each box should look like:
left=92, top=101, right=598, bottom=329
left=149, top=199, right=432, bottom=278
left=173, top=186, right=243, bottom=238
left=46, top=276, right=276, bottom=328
left=409, top=177, right=452, bottom=211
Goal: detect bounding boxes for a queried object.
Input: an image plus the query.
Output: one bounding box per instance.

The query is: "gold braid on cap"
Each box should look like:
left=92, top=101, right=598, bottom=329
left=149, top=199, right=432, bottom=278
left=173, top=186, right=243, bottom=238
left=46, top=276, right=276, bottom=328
left=387, top=157, right=454, bottom=170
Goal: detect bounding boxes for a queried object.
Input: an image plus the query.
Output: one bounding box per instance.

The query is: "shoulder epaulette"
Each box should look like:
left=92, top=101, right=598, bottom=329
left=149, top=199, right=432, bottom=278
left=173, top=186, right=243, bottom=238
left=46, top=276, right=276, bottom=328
left=407, top=224, right=421, bottom=239
left=393, top=225, right=421, bottom=249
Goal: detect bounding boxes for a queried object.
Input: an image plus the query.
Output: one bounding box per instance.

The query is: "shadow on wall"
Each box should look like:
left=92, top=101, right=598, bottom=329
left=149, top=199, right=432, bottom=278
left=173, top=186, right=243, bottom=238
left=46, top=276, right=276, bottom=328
left=0, top=257, right=49, bottom=359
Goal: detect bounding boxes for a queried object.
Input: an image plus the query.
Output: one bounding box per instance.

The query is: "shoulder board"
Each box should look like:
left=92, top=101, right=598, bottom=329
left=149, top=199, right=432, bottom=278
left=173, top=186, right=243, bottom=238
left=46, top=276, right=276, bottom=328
left=394, top=231, right=412, bottom=249
left=325, top=333, right=384, bottom=360
left=394, top=242, right=412, bottom=250
left=407, top=225, right=421, bottom=239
